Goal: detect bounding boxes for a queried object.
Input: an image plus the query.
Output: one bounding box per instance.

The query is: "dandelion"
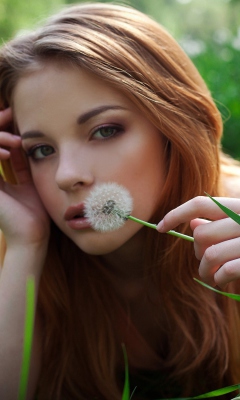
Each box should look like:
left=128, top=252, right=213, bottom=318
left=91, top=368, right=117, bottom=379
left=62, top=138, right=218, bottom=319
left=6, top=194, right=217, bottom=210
left=84, top=182, right=194, bottom=242
left=84, top=182, right=133, bottom=232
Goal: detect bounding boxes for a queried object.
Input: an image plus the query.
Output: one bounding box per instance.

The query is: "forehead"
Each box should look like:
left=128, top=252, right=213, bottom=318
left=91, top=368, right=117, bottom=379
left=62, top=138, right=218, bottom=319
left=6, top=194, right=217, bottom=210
left=12, top=62, right=143, bottom=135
left=14, top=63, right=126, bottom=110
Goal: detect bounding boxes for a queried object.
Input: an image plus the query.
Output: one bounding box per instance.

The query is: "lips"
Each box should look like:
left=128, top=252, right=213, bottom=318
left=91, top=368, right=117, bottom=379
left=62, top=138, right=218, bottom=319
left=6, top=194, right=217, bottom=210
left=64, top=203, right=85, bottom=221
left=64, top=203, right=91, bottom=230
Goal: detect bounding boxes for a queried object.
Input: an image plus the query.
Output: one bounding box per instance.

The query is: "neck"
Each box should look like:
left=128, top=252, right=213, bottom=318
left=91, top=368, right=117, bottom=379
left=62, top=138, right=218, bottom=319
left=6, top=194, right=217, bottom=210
left=98, top=228, right=148, bottom=299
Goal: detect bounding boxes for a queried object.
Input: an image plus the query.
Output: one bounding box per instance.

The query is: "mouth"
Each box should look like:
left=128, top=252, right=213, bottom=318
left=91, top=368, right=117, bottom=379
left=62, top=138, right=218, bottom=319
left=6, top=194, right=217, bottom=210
left=72, top=212, right=84, bottom=219
left=64, top=203, right=91, bottom=231
left=64, top=203, right=92, bottom=230
left=64, top=203, right=85, bottom=221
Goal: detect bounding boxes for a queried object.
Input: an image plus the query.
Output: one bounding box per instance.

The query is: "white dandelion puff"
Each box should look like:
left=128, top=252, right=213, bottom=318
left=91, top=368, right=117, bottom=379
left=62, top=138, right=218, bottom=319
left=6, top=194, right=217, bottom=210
left=84, top=182, right=194, bottom=241
left=84, top=182, right=133, bottom=232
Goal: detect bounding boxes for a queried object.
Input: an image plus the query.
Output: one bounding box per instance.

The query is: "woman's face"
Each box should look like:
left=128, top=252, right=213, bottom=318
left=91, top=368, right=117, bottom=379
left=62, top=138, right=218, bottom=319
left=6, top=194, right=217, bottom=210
left=13, top=63, right=166, bottom=255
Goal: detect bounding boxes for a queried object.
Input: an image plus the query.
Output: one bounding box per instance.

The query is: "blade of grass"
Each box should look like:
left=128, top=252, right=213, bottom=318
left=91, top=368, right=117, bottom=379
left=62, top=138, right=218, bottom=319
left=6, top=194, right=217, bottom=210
left=18, top=276, right=35, bottom=400
left=122, top=344, right=130, bottom=400
left=205, top=193, right=240, bottom=225
left=158, top=383, right=240, bottom=400
left=191, top=384, right=240, bottom=399
left=194, top=278, right=240, bottom=301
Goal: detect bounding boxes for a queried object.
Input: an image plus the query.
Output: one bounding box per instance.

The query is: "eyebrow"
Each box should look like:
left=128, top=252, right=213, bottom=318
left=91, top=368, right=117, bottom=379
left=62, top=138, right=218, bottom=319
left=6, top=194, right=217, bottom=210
left=21, top=131, right=45, bottom=140
left=21, top=105, right=127, bottom=140
left=77, top=105, right=127, bottom=124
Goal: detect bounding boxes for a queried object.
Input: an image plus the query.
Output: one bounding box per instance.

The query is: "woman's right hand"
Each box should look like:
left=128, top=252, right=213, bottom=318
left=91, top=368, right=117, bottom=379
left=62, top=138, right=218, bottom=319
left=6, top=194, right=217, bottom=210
left=157, top=196, right=240, bottom=288
left=0, top=108, right=50, bottom=250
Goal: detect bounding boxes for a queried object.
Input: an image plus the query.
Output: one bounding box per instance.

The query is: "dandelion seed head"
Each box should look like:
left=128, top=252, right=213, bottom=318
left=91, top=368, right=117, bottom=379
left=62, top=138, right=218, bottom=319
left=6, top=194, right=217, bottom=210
left=84, top=182, right=133, bottom=232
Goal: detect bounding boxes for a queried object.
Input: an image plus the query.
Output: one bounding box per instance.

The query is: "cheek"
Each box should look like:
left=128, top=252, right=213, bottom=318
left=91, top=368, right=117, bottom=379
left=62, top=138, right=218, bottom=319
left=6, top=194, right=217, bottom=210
left=130, top=142, right=166, bottom=216
left=31, top=169, right=58, bottom=211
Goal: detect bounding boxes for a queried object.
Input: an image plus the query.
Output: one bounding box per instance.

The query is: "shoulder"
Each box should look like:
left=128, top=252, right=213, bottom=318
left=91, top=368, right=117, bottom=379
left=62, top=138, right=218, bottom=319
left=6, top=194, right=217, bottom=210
left=220, top=152, right=240, bottom=198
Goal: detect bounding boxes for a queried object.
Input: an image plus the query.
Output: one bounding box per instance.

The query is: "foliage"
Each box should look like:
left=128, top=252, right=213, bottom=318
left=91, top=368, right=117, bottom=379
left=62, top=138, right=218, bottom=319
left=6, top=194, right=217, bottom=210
left=18, top=277, right=35, bottom=400
left=0, top=0, right=63, bottom=42
left=1, top=0, right=240, bottom=159
left=192, top=41, right=240, bottom=159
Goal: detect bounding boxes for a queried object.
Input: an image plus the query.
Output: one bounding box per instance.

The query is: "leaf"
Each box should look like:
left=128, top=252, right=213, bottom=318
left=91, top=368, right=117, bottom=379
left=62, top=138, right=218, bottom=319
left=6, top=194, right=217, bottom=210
left=191, top=384, right=240, bottom=398
left=18, top=276, right=35, bottom=400
left=157, top=383, right=240, bottom=400
left=122, top=344, right=130, bottom=400
left=205, top=193, right=240, bottom=225
left=194, top=278, right=240, bottom=302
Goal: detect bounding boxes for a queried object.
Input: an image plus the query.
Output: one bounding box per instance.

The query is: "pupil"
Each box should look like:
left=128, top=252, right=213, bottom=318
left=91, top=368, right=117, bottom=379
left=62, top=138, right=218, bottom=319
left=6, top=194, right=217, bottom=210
left=42, top=146, right=52, bottom=155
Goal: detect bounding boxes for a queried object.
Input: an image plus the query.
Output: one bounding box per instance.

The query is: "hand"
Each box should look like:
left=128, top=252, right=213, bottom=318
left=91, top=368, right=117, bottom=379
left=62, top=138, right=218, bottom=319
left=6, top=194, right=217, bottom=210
left=0, top=108, right=50, bottom=249
left=157, top=196, right=240, bottom=288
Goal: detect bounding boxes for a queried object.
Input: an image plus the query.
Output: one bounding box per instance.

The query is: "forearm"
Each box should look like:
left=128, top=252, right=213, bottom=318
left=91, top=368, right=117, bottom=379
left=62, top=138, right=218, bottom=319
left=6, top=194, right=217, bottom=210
left=0, top=243, right=47, bottom=398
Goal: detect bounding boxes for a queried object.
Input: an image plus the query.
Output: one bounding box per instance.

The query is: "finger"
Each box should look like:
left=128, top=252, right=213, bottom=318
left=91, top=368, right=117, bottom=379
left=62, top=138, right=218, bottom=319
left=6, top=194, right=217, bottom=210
left=190, top=218, right=210, bottom=231
left=0, top=108, right=13, bottom=129
left=0, top=131, right=21, bottom=147
left=157, top=196, right=240, bottom=232
left=190, top=219, right=211, bottom=260
left=9, top=147, right=32, bottom=184
left=193, top=217, right=240, bottom=249
left=193, top=218, right=240, bottom=260
left=0, top=131, right=22, bottom=159
left=198, top=237, right=240, bottom=286
left=214, top=258, right=240, bottom=288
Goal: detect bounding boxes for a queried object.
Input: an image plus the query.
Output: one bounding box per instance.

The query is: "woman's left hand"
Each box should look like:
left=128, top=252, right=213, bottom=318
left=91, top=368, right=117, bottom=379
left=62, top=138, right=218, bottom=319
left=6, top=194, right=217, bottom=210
left=157, top=196, right=240, bottom=288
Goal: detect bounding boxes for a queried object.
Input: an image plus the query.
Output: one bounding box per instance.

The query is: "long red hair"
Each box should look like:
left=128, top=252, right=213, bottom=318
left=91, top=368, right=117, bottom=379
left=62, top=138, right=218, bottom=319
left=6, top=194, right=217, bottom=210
left=1, top=3, right=240, bottom=399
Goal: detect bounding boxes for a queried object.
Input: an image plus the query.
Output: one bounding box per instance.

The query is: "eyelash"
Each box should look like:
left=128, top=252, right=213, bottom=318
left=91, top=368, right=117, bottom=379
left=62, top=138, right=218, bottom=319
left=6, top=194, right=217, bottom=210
left=25, top=124, right=124, bottom=161
left=91, top=124, right=124, bottom=140
left=25, top=144, right=54, bottom=161
left=26, top=144, right=54, bottom=161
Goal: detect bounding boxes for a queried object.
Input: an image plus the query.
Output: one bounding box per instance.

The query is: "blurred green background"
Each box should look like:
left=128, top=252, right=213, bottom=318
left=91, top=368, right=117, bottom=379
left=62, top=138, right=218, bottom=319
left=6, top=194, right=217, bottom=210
left=1, top=0, right=240, bottom=159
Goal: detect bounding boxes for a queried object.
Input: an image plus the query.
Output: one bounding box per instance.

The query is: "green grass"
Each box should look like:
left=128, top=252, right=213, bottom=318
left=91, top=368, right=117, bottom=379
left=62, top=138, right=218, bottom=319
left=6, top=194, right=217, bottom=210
left=18, top=276, right=35, bottom=400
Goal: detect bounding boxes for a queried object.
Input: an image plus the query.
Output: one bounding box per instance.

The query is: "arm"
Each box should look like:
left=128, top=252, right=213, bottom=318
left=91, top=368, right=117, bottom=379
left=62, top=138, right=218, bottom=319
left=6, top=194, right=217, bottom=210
left=157, top=196, right=240, bottom=288
left=0, top=245, right=46, bottom=400
left=0, top=108, right=50, bottom=398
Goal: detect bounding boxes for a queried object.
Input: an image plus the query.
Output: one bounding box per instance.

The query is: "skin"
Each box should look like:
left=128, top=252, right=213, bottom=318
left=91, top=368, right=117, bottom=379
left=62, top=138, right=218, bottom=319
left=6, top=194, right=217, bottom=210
left=157, top=196, right=240, bottom=288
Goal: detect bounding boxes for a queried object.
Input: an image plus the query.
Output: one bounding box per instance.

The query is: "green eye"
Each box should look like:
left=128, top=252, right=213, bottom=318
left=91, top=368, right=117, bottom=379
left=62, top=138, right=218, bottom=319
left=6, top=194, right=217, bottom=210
left=27, top=145, right=55, bottom=160
left=92, top=125, right=123, bottom=139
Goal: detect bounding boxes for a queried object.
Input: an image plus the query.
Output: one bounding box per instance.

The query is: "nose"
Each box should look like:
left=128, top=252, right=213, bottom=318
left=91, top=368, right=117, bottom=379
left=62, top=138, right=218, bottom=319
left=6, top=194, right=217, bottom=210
left=55, top=147, right=94, bottom=191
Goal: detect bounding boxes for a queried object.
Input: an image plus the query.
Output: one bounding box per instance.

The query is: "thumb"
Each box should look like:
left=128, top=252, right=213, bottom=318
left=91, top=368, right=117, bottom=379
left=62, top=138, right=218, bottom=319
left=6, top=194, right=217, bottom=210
left=190, top=218, right=210, bottom=231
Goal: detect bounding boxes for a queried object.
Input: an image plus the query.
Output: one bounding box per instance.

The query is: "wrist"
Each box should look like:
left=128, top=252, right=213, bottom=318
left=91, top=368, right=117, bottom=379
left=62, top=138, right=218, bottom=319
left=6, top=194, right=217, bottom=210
left=2, top=241, right=48, bottom=279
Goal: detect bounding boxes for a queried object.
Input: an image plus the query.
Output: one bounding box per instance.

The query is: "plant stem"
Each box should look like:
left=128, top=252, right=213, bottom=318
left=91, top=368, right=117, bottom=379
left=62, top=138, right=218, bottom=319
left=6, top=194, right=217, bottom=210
left=127, top=215, right=194, bottom=242
left=18, top=276, right=35, bottom=400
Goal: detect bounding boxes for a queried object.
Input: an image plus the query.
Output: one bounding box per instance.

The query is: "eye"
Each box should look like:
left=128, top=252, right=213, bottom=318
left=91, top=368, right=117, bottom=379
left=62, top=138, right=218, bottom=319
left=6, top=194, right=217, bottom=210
left=26, top=144, right=55, bottom=160
left=91, top=124, right=123, bottom=140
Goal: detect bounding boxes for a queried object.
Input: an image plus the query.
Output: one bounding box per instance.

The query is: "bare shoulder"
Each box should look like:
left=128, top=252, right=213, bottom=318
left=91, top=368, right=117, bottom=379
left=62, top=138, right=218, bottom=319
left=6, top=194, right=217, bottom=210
left=220, top=152, right=240, bottom=198
left=26, top=311, right=43, bottom=400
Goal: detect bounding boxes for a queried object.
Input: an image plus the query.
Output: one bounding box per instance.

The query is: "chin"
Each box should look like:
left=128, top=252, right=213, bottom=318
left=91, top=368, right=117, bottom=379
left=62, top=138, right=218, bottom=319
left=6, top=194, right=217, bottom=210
left=70, top=232, right=126, bottom=256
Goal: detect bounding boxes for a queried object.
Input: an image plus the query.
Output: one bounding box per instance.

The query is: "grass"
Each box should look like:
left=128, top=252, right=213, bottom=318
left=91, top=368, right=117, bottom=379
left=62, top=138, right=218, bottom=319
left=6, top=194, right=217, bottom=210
left=122, top=345, right=130, bottom=400
left=18, top=276, right=35, bottom=400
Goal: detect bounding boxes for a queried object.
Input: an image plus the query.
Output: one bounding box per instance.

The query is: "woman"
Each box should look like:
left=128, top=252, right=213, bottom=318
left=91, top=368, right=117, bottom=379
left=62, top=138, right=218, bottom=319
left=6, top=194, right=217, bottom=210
left=0, top=3, right=240, bottom=399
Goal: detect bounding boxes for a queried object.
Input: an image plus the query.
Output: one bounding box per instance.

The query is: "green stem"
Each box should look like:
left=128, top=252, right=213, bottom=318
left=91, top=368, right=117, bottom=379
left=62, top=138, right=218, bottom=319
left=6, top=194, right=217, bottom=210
left=127, top=215, right=194, bottom=242
left=18, top=276, right=35, bottom=400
